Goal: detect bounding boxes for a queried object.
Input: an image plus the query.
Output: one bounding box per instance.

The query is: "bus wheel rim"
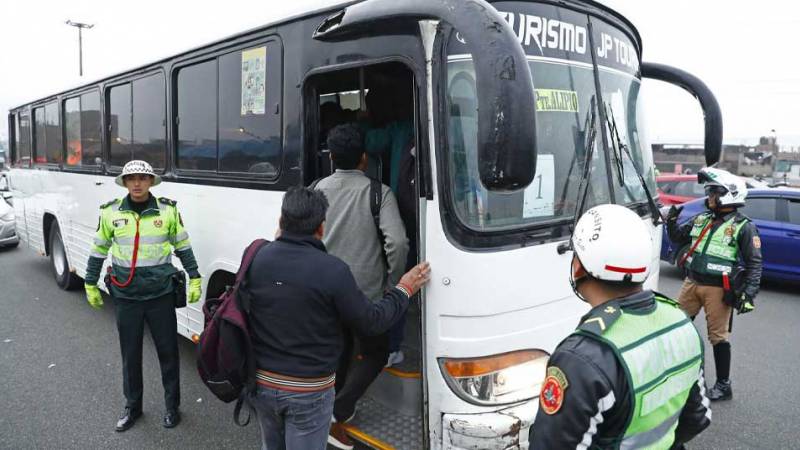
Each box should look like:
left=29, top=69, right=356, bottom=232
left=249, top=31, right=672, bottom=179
left=53, top=233, right=66, bottom=277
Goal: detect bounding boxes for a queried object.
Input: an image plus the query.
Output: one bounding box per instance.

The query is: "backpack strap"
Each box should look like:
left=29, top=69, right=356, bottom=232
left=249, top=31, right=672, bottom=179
left=234, top=238, right=270, bottom=314
left=369, top=178, right=387, bottom=265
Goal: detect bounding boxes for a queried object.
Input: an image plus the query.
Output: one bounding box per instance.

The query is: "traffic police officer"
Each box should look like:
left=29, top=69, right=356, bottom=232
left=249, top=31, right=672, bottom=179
left=531, top=204, right=711, bottom=449
left=667, top=167, right=762, bottom=401
left=83, top=160, right=203, bottom=431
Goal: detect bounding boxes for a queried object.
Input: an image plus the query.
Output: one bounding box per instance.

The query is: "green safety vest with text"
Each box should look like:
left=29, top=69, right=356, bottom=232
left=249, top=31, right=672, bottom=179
left=90, top=196, right=191, bottom=299
left=685, top=213, right=747, bottom=278
left=575, top=295, right=704, bottom=450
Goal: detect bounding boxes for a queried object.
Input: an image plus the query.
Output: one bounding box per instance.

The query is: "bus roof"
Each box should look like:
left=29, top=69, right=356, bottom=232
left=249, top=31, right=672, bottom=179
left=10, top=0, right=640, bottom=112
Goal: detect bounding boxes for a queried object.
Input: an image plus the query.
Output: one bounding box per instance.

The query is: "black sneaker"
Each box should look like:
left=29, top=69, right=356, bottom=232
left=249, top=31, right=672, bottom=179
left=115, top=407, right=142, bottom=432
left=708, top=380, right=732, bottom=401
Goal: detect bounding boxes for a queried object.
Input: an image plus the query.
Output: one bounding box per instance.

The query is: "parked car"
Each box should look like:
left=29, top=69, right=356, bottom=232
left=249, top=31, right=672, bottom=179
left=661, top=188, right=800, bottom=283
left=657, top=174, right=706, bottom=205
left=0, top=196, right=19, bottom=248
left=658, top=174, right=773, bottom=206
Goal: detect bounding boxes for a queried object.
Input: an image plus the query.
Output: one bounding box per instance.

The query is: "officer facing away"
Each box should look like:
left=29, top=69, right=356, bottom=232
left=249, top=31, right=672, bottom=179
left=83, top=160, right=203, bottom=431
left=531, top=204, right=711, bottom=449
left=667, top=167, right=762, bottom=401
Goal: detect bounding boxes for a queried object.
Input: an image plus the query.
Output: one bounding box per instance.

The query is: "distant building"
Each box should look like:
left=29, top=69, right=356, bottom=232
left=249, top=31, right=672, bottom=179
left=652, top=136, right=776, bottom=178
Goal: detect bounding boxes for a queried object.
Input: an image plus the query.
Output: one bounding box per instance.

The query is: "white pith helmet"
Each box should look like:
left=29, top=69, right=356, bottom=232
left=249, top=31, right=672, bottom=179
left=115, top=160, right=161, bottom=187
left=571, top=204, right=652, bottom=284
left=697, top=167, right=747, bottom=207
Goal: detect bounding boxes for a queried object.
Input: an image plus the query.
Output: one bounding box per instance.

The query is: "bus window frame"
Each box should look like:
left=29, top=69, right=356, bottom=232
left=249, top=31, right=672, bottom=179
left=104, top=69, right=168, bottom=175
left=300, top=55, right=428, bottom=196
left=11, top=108, right=33, bottom=168
left=62, top=86, right=104, bottom=173
left=31, top=99, right=63, bottom=169
left=171, top=36, right=284, bottom=184
left=7, top=113, right=16, bottom=168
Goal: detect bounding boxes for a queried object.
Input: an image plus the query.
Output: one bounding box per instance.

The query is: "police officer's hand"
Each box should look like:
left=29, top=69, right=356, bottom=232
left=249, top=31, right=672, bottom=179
left=666, top=205, right=683, bottom=222
left=737, top=293, right=754, bottom=315
left=399, top=262, right=431, bottom=297
left=188, top=278, right=203, bottom=304
left=85, top=284, right=103, bottom=309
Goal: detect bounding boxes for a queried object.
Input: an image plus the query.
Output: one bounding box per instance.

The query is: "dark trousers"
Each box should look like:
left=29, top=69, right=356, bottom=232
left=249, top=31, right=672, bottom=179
left=114, top=294, right=180, bottom=412
left=333, top=329, right=389, bottom=421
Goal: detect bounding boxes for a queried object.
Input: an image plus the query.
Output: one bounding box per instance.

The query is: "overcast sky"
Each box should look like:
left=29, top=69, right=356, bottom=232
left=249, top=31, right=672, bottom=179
left=1, top=0, right=798, bottom=148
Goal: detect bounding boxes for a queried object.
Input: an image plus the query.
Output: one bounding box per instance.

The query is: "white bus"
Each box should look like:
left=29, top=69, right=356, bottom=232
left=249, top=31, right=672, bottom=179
left=6, top=0, right=722, bottom=448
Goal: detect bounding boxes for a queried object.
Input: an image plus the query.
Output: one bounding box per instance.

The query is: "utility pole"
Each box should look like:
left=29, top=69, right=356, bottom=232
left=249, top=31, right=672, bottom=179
left=65, top=20, right=94, bottom=76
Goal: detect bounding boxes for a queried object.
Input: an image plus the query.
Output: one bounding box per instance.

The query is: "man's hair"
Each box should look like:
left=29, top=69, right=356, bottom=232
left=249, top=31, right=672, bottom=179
left=280, top=186, right=329, bottom=235
left=327, top=123, right=364, bottom=170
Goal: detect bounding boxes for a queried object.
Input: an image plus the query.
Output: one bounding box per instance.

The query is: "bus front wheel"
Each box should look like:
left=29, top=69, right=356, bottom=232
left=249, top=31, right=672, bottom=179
left=49, top=223, right=81, bottom=291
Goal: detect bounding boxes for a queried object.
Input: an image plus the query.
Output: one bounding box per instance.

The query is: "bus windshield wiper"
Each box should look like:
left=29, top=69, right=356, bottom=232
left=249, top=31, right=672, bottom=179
left=605, top=105, right=664, bottom=226
left=558, top=96, right=597, bottom=255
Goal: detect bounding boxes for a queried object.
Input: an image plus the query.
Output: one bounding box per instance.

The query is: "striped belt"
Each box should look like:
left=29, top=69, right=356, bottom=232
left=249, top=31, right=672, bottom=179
left=255, top=369, right=335, bottom=393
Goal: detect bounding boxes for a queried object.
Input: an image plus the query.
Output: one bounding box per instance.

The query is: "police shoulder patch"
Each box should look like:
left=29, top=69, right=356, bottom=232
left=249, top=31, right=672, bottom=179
left=100, top=198, right=120, bottom=209
left=752, top=236, right=761, bottom=249
left=158, top=197, right=177, bottom=206
left=540, top=366, right=569, bottom=415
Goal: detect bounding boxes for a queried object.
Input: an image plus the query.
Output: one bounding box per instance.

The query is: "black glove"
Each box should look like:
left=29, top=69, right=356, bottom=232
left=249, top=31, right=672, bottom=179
left=737, top=292, right=754, bottom=315
left=666, top=205, right=684, bottom=222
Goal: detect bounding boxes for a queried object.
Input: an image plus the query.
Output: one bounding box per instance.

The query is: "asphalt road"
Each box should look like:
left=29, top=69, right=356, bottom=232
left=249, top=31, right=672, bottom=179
left=0, top=244, right=798, bottom=449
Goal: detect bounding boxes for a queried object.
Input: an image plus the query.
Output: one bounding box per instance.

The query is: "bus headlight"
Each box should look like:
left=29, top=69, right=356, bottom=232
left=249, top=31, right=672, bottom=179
left=439, top=349, right=549, bottom=406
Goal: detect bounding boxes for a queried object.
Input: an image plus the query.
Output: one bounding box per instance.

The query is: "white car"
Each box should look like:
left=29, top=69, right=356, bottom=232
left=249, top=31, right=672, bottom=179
left=0, top=195, right=19, bottom=248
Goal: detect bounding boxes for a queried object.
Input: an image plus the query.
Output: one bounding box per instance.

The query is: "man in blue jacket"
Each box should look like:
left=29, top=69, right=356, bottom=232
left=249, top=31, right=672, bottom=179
left=242, top=187, right=430, bottom=450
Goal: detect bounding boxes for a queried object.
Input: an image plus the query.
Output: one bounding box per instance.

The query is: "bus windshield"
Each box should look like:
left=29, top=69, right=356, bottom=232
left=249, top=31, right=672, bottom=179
left=445, top=6, right=655, bottom=233
left=447, top=57, right=611, bottom=231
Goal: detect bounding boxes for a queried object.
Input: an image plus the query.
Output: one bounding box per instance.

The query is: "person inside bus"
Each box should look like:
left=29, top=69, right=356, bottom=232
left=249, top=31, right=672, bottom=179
left=83, top=160, right=203, bottom=432
left=362, top=85, right=416, bottom=367
left=312, top=123, right=409, bottom=449
left=241, top=186, right=429, bottom=450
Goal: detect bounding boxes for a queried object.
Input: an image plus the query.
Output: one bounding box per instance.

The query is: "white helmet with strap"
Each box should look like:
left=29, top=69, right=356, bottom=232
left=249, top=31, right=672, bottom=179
left=115, top=160, right=161, bottom=187
left=571, top=204, right=652, bottom=284
left=697, top=167, right=747, bottom=207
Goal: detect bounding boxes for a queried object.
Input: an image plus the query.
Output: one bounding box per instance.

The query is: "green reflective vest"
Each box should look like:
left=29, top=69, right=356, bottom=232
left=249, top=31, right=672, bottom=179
left=685, top=213, right=747, bottom=277
left=576, top=295, right=704, bottom=450
left=90, top=195, right=192, bottom=300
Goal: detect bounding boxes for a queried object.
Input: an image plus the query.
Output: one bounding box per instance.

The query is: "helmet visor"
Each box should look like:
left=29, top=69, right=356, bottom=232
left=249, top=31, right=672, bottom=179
left=704, top=184, right=728, bottom=196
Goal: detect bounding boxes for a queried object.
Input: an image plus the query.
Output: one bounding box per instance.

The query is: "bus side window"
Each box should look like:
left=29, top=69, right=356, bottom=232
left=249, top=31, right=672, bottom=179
left=132, top=73, right=167, bottom=170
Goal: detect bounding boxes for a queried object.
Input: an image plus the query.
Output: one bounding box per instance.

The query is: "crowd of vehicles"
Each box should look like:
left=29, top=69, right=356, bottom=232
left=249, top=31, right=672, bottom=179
left=4, top=0, right=724, bottom=448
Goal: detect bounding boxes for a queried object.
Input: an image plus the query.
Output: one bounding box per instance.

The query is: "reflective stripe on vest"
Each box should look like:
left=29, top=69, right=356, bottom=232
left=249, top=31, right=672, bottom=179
left=686, top=214, right=747, bottom=277
left=104, top=202, right=179, bottom=271
left=577, top=296, right=704, bottom=450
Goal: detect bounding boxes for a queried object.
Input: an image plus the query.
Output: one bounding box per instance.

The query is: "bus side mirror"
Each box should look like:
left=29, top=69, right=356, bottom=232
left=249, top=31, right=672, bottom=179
left=313, top=0, right=538, bottom=191
left=641, top=62, right=722, bottom=166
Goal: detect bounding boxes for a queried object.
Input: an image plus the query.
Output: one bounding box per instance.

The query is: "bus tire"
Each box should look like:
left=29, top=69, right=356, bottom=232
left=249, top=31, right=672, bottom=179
left=49, top=223, right=81, bottom=291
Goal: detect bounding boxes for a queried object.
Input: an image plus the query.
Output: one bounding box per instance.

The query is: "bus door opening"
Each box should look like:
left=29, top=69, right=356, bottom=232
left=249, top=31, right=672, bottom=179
left=304, top=61, right=424, bottom=449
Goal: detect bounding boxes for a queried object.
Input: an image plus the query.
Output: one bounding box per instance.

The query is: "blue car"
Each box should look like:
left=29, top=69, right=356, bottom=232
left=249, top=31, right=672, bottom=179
left=660, top=188, right=800, bottom=283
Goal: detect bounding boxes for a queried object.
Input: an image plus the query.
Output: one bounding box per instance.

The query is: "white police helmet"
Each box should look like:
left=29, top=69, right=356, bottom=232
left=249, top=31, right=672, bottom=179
left=571, top=204, right=652, bottom=284
left=697, top=167, right=747, bottom=207
left=115, top=160, right=161, bottom=187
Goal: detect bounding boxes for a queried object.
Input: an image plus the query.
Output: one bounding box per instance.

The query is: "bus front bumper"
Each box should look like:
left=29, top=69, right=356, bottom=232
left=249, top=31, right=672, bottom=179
left=442, top=400, right=535, bottom=450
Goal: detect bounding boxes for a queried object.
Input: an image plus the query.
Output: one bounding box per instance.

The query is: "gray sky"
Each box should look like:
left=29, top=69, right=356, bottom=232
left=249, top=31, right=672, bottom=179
left=1, top=0, right=798, bottom=148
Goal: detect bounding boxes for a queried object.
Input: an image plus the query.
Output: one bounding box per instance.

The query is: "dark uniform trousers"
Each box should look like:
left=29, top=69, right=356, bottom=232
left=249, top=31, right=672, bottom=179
left=114, top=293, right=180, bottom=412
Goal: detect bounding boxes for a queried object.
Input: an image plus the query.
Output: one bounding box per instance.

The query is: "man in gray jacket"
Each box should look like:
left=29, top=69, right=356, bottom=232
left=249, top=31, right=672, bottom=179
left=315, top=123, right=409, bottom=449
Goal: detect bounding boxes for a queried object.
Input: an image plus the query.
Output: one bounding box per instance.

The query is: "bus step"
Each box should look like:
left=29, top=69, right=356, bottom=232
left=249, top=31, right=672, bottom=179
left=343, top=396, right=422, bottom=450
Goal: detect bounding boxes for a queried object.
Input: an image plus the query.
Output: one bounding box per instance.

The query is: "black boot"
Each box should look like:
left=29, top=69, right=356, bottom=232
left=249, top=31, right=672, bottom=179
left=709, top=342, right=732, bottom=401
left=708, top=379, right=732, bottom=401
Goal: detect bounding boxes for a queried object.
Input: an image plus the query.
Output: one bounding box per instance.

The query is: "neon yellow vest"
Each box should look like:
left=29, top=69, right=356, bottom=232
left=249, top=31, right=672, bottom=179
left=685, top=213, right=747, bottom=277
left=576, top=295, right=704, bottom=449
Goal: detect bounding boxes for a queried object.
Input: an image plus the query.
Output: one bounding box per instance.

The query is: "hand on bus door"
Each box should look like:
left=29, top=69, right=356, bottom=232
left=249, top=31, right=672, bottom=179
left=85, top=284, right=103, bottom=309
left=398, top=262, right=431, bottom=297
left=188, top=278, right=203, bottom=304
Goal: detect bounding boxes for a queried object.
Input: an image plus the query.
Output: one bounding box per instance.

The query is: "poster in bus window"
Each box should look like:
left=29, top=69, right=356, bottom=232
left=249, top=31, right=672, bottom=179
left=523, top=154, right=555, bottom=218
left=241, top=46, right=266, bottom=115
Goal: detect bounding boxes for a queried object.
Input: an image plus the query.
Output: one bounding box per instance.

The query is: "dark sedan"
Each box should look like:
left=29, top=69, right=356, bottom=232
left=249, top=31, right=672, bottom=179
left=661, top=188, right=800, bottom=283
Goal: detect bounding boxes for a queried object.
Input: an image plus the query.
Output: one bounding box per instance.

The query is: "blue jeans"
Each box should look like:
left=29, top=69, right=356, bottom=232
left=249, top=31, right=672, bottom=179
left=251, top=386, right=334, bottom=450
